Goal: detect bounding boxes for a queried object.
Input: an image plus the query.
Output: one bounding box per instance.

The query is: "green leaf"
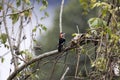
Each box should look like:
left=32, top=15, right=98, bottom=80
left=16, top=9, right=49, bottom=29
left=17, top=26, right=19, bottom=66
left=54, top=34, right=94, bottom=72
left=39, top=24, right=47, bottom=31
left=91, top=0, right=96, bottom=3
left=24, top=0, right=30, bottom=5
left=40, top=17, right=46, bottom=20
left=42, top=0, right=48, bottom=6
left=111, top=34, right=120, bottom=43
left=33, top=39, right=37, bottom=44
left=88, top=18, right=107, bottom=28
left=72, top=33, right=79, bottom=37
left=19, top=50, right=24, bottom=54
left=93, top=57, right=107, bottom=71
left=32, top=27, right=37, bottom=32
left=24, top=10, right=31, bottom=20
left=41, top=26, right=47, bottom=31
left=10, top=14, right=19, bottom=24
left=92, top=1, right=101, bottom=9
left=1, top=57, right=4, bottom=63
left=16, top=0, right=21, bottom=7
left=40, top=5, right=47, bottom=11
left=24, top=10, right=31, bottom=17
left=92, top=1, right=111, bottom=9
left=89, top=18, right=97, bottom=27
left=40, top=0, right=48, bottom=11
left=101, top=9, right=107, bottom=18
left=20, top=50, right=32, bottom=60
left=40, top=12, right=49, bottom=20
left=44, top=11, right=49, bottom=17
left=105, top=27, right=112, bottom=35
left=0, top=5, right=3, bottom=11
left=0, top=33, right=8, bottom=44
left=85, top=33, right=92, bottom=38
left=81, top=48, right=85, bottom=54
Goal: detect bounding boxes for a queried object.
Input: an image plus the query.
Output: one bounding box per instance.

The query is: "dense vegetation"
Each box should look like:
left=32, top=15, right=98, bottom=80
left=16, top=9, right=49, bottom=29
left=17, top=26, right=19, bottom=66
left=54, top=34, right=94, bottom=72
left=0, top=0, right=120, bottom=80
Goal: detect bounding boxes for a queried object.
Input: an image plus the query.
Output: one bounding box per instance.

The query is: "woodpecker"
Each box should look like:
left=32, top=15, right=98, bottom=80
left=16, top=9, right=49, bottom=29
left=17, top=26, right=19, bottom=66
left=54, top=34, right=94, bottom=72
left=58, top=32, right=66, bottom=52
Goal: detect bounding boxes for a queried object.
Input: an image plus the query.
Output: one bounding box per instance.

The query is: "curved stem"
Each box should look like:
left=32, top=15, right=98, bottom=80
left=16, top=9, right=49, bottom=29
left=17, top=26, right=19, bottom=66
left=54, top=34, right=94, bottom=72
left=59, top=0, right=64, bottom=33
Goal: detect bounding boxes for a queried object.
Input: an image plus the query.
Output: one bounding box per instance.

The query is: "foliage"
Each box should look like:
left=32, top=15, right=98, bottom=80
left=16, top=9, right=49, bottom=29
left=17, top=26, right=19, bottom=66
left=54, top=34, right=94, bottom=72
left=39, top=0, right=97, bottom=53
left=0, top=33, right=8, bottom=44
left=36, top=0, right=97, bottom=80
left=40, top=0, right=48, bottom=11
left=0, top=0, right=120, bottom=80
left=86, top=0, right=120, bottom=79
left=0, top=0, right=48, bottom=80
left=37, top=0, right=120, bottom=80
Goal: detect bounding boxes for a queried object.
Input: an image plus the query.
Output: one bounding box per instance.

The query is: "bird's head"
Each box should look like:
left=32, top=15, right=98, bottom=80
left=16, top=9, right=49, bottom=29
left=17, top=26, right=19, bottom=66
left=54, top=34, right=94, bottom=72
left=60, top=32, right=65, bottom=38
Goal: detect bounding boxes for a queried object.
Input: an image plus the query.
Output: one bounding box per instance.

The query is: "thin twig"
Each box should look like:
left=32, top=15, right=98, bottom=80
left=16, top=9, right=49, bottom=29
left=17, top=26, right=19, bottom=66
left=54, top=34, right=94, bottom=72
left=2, top=0, right=18, bottom=70
left=23, top=70, right=37, bottom=80
left=0, top=7, right=34, bottom=18
left=17, top=1, right=25, bottom=54
left=76, top=25, right=80, bottom=34
left=60, top=67, right=69, bottom=80
left=59, top=0, right=64, bottom=33
left=13, top=54, right=27, bottom=63
left=75, top=48, right=81, bottom=78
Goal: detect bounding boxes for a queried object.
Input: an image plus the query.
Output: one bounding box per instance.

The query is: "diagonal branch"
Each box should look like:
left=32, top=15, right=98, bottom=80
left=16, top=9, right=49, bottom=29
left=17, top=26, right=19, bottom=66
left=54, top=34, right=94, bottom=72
left=0, top=7, right=34, bottom=18
left=7, top=50, right=58, bottom=80
left=60, top=67, right=69, bottom=80
left=7, top=34, right=100, bottom=80
left=2, top=0, right=18, bottom=70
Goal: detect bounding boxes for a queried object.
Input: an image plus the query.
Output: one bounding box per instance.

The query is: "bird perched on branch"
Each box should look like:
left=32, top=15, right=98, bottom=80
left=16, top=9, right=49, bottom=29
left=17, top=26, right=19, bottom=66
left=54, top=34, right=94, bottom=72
left=58, top=32, right=66, bottom=52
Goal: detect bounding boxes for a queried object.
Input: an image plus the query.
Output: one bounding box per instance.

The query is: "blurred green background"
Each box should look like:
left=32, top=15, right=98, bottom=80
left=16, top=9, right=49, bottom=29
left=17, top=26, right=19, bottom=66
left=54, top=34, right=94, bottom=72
left=34, top=0, right=97, bottom=80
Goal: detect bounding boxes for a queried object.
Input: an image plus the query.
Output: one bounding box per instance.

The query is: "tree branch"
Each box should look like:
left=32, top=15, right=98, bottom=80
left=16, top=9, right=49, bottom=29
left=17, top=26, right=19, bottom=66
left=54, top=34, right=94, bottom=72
left=2, top=0, right=18, bottom=70
left=59, top=0, right=64, bottom=33
left=7, top=50, right=58, bottom=80
left=7, top=46, right=77, bottom=80
left=7, top=34, right=100, bottom=80
left=0, top=7, right=34, bottom=18
left=60, top=67, right=69, bottom=80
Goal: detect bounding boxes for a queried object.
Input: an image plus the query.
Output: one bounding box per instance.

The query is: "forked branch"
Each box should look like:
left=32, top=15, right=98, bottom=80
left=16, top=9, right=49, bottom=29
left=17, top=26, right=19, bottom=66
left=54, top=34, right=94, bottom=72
left=7, top=34, right=99, bottom=80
